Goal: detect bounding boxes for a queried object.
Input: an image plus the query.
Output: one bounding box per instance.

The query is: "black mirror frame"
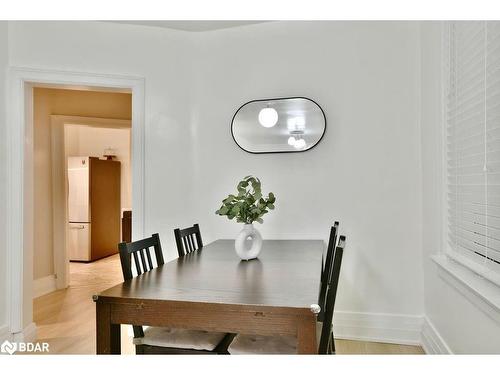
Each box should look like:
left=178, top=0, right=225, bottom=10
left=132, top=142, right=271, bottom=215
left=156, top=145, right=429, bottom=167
left=231, top=96, right=327, bottom=154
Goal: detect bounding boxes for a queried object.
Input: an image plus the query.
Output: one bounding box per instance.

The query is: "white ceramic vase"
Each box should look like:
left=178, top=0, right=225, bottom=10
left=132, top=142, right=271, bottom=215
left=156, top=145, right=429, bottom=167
left=234, top=223, right=263, bottom=261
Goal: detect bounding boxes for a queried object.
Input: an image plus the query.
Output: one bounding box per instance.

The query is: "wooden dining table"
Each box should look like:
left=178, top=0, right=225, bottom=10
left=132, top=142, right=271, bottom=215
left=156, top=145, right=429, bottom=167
left=93, top=239, right=324, bottom=354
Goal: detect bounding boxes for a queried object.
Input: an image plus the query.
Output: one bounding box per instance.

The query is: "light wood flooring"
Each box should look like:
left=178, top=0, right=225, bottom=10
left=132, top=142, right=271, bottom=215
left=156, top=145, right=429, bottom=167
left=33, top=254, right=424, bottom=355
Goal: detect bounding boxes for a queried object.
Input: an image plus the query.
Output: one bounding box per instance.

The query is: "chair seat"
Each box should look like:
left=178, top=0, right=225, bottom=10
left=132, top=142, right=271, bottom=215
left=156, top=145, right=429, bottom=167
left=133, top=327, right=227, bottom=351
left=228, top=323, right=322, bottom=354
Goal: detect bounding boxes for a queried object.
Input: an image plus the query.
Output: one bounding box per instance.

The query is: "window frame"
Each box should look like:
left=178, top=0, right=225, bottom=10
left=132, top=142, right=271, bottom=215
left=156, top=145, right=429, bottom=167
left=440, top=21, right=500, bottom=289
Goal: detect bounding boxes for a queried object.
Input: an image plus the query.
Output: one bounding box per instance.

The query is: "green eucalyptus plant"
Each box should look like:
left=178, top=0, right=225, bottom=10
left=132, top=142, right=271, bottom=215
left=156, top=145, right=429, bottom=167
left=215, top=176, right=276, bottom=224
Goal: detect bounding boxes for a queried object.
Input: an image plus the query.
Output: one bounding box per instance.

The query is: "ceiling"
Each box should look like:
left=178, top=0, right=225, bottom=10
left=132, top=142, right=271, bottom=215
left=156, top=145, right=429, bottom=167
left=112, top=21, right=268, bottom=32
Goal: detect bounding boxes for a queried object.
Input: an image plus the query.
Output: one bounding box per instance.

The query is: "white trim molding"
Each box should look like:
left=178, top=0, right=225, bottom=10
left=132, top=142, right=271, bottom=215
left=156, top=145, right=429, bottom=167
left=432, top=254, right=500, bottom=323
left=421, top=317, right=452, bottom=354
left=333, top=311, right=424, bottom=346
left=33, top=275, right=57, bottom=299
left=6, top=66, right=145, bottom=337
left=0, top=325, right=11, bottom=342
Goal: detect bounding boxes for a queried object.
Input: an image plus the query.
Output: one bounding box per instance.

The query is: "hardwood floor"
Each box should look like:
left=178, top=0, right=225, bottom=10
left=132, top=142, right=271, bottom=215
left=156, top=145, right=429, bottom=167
left=335, top=340, right=424, bottom=355
left=33, top=254, right=424, bottom=355
left=33, top=254, right=135, bottom=355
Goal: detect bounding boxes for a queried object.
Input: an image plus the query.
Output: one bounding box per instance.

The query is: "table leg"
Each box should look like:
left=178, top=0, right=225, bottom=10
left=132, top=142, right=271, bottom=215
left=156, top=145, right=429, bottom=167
left=96, top=302, right=121, bottom=354
left=296, top=316, right=317, bottom=354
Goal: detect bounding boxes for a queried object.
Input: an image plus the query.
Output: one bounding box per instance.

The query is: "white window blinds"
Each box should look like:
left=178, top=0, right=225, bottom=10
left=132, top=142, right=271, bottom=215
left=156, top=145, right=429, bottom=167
left=446, top=21, right=500, bottom=274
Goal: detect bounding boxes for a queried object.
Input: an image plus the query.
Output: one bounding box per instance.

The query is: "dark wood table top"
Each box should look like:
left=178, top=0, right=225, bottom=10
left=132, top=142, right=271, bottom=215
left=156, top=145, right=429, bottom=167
left=97, top=239, right=324, bottom=310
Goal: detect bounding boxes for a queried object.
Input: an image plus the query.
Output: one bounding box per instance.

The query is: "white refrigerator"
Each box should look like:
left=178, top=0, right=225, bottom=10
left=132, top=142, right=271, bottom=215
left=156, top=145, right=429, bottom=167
left=68, top=156, right=121, bottom=262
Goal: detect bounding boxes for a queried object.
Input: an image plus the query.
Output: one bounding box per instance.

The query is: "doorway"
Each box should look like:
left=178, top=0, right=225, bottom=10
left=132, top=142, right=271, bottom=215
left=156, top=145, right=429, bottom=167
left=6, top=68, right=145, bottom=341
left=32, top=88, right=132, bottom=295
left=55, top=115, right=132, bottom=290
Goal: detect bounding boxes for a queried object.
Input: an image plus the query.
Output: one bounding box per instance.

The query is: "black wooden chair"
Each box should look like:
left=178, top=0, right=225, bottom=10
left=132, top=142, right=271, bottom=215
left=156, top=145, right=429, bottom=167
left=118, top=233, right=233, bottom=354
left=318, top=222, right=339, bottom=322
left=318, top=235, right=346, bottom=354
left=174, top=223, right=203, bottom=257
left=227, top=235, right=346, bottom=354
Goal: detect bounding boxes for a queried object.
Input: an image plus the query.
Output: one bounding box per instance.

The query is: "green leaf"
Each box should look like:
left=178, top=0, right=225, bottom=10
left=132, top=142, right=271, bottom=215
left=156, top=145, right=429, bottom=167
left=268, top=192, right=275, bottom=203
left=257, top=212, right=267, bottom=219
left=255, top=217, right=263, bottom=224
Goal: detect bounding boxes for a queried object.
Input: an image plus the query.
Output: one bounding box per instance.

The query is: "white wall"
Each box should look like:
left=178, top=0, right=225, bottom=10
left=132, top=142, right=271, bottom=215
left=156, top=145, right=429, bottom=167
left=65, top=125, right=132, bottom=211
left=420, top=22, right=500, bottom=354
left=191, top=21, right=424, bottom=317
left=0, top=21, right=8, bottom=331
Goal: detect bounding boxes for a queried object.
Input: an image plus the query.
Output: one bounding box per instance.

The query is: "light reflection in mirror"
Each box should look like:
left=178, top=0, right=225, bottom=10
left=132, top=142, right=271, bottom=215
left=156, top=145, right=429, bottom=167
left=231, top=97, right=326, bottom=154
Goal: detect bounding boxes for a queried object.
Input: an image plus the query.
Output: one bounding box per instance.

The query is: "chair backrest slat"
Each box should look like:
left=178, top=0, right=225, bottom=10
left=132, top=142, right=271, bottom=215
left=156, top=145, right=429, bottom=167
left=174, top=224, right=204, bottom=257
left=318, top=235, right=346, bottom=354
left=189, top=235, right=196, bottom=252
left=145, top=248, right=153, bottom=270
left=139, top=249, right=148, bottom=273
left=318, top=222, right=339, bottom=321
left=133, top=251, right=142, bottom=275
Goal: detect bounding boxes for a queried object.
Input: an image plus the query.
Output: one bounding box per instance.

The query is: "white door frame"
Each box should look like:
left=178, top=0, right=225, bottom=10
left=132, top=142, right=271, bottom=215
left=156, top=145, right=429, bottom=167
left=51, top=115, right=131, bottom=290
left=6, top=67, right=145, bottom=337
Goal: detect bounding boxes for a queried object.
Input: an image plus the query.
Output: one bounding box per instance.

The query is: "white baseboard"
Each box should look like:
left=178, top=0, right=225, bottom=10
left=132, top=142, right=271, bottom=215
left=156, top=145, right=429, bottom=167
left=12, top=322, right=37, bottom=343
left=421, top=317, right=452, bottom=354
left=33, top=275, right=57, bottom=298
left=333, top=311, right=424, bottom=346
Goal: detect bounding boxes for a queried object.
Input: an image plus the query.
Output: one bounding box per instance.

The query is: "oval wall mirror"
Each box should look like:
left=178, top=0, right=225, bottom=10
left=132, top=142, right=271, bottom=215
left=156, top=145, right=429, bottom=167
left=231, top=97, right=326, bottom=154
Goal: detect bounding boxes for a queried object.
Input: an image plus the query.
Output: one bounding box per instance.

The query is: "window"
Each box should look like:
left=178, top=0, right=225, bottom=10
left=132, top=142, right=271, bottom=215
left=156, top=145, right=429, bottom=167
left=445, top=21, right=500, bottom=277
